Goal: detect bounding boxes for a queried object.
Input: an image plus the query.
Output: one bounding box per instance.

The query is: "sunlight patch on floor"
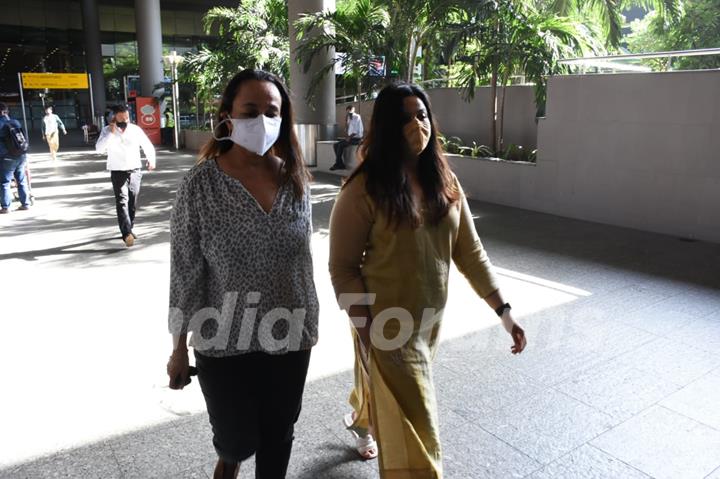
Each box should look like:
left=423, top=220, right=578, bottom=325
left=306, top=231, right=592, bottom=383
left=0, top=174, right=593, bottom=468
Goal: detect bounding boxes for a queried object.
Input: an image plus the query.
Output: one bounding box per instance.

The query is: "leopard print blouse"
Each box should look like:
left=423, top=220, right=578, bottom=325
left=168, top=159, right=319, bottom=356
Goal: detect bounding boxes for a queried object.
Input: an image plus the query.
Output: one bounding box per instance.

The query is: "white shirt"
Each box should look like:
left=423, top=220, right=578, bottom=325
left=96, top=123, right=156, bottom=171
left=43, top=114, right=63, bottom=135
left=347, top=112, right=363, bottom=137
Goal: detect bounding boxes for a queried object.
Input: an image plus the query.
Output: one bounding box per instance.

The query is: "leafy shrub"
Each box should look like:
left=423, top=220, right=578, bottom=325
left=499, top=144, right=537, bottom=163
left=459, top=142, right=494, bottom=158
left=440, top=135, right=536, bottom=162
left=438, top=134, right=465, bottom=154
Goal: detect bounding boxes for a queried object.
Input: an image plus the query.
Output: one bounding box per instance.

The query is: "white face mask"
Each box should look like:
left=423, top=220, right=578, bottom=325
left=213, top=115, right=282, bottom=156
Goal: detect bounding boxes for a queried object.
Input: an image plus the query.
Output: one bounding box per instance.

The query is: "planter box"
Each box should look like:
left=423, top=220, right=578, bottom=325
left=184, top=129, right=212, bottom=152
left=446, top=153, right=537, bottom=208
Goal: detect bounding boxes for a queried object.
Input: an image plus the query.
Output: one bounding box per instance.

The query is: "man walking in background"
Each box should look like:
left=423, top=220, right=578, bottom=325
left=96, top=105, right=156, bottom=247
left=162, top=107, right=174, bottom=146
left=330, top=104, right=363, bottom=171
left=0, top=103, right=31, bottom=214
left=42, top=106, right=67, bottom=161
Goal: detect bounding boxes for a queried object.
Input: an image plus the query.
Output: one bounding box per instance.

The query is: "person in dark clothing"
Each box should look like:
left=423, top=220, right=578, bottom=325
left=163, top=108, right=175, bottom=146
left=0, top=103, right=31, bottom=214
left=95, top=105, right=156, bottom=247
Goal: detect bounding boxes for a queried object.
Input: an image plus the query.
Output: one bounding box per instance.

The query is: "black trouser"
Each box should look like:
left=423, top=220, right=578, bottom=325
left=162, top=127, right=173, bottom=146
left=195, top=349, right=312, bottom=479
left=332, top=137, right=361, bottom=167
left=110, top=169, right=142, bottom=238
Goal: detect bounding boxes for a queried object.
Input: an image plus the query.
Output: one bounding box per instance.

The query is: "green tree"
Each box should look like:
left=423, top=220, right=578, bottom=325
left=453, top=0, right=596, bottom=151
left=181, top=0, right=289, bottom=108
left=103, top=56, right=139, bottom=102
left=294, top=0, right=391, bottom=99
left=627, top=0, right=720, bottom=70
left=625, top=11, right=671, bottom=69
left=534, top=0, right=681, bottom=49
left=380, top=0, right=464, bottom=82
left=294, top=0, right=465, bottom=98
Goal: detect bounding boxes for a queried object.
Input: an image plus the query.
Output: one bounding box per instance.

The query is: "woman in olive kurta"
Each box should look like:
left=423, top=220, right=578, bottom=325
left=329, top=83, right=527, bottom=478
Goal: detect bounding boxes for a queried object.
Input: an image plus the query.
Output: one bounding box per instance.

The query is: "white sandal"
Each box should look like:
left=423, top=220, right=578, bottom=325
left=343, top=413, right=378, bottom=460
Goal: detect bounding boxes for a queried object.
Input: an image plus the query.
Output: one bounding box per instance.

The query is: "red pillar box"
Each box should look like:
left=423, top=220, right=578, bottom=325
left=136, top=97, right=161, bottom=145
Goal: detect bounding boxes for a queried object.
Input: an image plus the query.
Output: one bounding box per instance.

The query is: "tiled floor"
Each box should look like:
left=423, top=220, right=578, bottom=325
left=1, top=149, right=718, bottom=478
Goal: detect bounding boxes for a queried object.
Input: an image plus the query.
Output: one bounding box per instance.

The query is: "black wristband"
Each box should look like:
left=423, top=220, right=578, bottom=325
left=495, top=302, right=511, bottom=317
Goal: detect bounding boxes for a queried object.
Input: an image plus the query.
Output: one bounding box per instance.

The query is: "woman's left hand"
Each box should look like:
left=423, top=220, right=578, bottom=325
left=510, top=323, right=527, bottom=354
left=500, top=311, right=527, bottom=354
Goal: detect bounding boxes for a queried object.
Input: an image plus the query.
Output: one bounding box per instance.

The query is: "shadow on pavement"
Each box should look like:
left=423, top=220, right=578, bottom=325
left=1, top=161, right=719, bottom=479
left=0, top=236, right=128, bottom=261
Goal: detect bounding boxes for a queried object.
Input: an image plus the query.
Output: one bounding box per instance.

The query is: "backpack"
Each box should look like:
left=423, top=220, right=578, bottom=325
left=2, top=121, right=29, bottom=156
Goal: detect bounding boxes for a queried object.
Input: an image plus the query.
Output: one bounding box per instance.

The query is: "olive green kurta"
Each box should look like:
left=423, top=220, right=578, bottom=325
left=329, top=173, right=499, bottom=479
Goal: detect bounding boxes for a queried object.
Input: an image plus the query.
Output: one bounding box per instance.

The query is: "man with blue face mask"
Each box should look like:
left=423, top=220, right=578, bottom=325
left=96, top=104, right=156, bottom=247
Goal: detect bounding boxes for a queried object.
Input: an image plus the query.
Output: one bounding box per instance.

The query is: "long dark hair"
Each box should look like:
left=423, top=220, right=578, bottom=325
left=346, top=83, right=459, bottom=228
left=199, top=69, right=309, bottom=199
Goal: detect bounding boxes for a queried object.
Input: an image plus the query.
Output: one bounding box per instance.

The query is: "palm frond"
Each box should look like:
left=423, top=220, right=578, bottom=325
left=623, top=0, right=682, bottom=20
left=586, top=0, right=623, bottom=48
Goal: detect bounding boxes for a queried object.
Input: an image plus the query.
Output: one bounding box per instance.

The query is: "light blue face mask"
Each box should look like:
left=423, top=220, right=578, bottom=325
left=213, top=115, right=282, bottom=156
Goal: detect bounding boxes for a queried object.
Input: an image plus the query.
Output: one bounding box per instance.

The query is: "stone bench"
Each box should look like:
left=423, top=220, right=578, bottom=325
left=315, top=140, right=359, bottom=175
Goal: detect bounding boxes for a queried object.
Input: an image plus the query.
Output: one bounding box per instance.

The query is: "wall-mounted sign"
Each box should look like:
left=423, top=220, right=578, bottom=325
left=368, top=56, right=386, bottom=77
left=21, top=73, right=89, bottom=90
left=136, top=97, right=161, bottom=145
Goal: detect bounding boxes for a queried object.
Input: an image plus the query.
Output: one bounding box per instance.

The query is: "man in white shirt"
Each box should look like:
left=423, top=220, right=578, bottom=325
left=330, top=105, right=363, bottom=171
left=96, top=104, right=156, bottom=247
left=42, top=106, right=67, bottom=161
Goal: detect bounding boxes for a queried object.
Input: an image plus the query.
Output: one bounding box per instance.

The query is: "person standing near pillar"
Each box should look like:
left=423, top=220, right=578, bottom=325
left=163, top=107, right=175, bottom=146
left=96, top=105, right=156, bottom=247
left=330, top=105, right=363, bottom=171
left=41, top=106, right=67, bottom=161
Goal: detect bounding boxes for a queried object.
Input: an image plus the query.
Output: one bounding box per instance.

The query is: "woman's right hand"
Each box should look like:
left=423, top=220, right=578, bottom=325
left=167, top=348, right=190, bottom=390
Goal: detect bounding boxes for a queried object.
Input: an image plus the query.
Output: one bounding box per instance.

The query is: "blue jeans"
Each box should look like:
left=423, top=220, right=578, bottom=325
left=1, top=155, right=29, bottom=209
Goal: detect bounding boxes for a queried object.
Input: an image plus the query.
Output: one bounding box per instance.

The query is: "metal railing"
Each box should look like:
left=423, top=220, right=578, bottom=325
left=558, top=48, right=720, bottom=73
left=335, top=91, right=376, bottom=104
left=334, top=48, right=720, bottom=103
left=335, top=75, right=531, bottom=103
left=560, top=47, right=720, bottom=64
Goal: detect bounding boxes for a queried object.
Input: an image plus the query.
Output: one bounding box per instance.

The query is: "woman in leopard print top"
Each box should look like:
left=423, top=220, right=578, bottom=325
left=166, top=69, right=318, bottom=479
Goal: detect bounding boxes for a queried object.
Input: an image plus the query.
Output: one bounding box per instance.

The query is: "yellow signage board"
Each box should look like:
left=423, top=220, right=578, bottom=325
left=21, top=73, right=89, bottom=90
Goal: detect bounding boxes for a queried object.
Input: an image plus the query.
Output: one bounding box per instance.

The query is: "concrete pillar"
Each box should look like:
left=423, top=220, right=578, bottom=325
left=288, top=0, right=336, bottom=141
left=81, top=0, right=106, bottom=116
left=134, top=0, right=164, bottom=97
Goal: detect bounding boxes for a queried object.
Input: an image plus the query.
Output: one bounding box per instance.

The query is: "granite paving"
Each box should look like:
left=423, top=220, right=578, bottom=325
left=1, top=148, right=718, bottom=478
